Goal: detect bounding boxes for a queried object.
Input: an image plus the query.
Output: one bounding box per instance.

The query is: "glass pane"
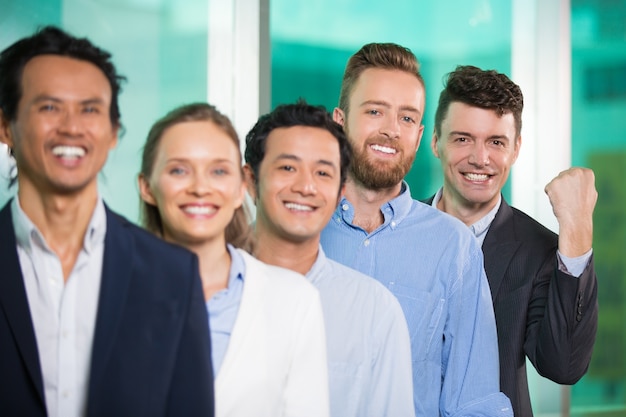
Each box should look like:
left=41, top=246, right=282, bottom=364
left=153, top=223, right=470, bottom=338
left=0, top=0, right=209, bottom=222
left=571, top=0, right=626, bottom=415
left=270, top=0, right=513, bottom=200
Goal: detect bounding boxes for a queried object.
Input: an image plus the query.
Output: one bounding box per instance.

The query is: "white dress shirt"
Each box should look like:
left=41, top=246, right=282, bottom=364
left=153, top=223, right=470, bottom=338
left=11, top=197, right=106, bottom=417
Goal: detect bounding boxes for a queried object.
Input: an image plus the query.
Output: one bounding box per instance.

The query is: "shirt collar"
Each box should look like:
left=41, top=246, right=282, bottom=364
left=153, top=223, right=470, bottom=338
left=226, top=244, right=246, bottom=284
left=11, top=196, right=107, bottom=255
left=431, top=187, right=501, bottom=238
left=305, top=245, right=327, bottom=285
left=336, top=180, right=414, bottom=229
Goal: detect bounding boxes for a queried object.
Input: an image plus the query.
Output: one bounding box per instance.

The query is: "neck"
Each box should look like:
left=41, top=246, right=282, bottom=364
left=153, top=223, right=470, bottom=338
left=17, top=182, right=99, bottom=281
left=437, top=187, right=498, bottom=227
left=181, top=237, right=231, bottom=301
left=253, top=226, right=319, bottom=276
left=343, top=176, right=403, bottom=233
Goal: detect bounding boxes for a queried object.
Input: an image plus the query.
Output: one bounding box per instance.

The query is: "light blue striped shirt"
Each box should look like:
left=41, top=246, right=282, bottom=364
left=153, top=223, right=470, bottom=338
left=206, top=244, right=244, bottom=376
left=321, top=182, right=512, bottom=417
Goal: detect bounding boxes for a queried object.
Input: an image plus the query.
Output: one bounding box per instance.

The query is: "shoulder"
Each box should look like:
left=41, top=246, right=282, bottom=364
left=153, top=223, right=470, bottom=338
left=237, top=249, right=319, bottom=297
left=105, top=208, right=197, bottom=268
left=324, top=259, right=405, bottom=313
left=508, top=205, right=558, bottom=243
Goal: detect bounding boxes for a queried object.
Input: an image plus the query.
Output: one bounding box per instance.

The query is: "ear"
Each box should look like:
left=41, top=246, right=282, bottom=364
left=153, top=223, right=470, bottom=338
left=0, top=109, right=14, bottom=149
left=431, top=131, right=441, bottom=158
left=414, top=124, right=425, bottom=153
left=138, top=174, right=157, bottom=206
left=336, top=183, right=346, bottom=205
left=512, top=135, right=522, bottom=163
left=242, top=164, right=258, bottom=202
left=333, top=107, right=345, bottom=126
left=234, top=179, right=246, bottom=209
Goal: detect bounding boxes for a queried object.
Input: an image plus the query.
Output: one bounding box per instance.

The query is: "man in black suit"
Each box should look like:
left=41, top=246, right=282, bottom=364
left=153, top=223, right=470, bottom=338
left=0, top=26, right=214, bottom=416
left=426, top=65, right=598, bottom=417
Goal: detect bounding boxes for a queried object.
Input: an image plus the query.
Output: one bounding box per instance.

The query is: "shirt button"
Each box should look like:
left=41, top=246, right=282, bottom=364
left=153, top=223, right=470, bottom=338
left=342, top=204, right=349, bottom=211
left=364, top=239, right=370, bottom=247
left=62, top=390, right=70, bottom=398
left=391, top=221, right=396, bottom=228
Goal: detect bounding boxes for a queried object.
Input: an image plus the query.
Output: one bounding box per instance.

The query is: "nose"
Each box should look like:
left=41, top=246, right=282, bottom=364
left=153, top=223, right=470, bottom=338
left=189, top=172, right=212, bottom=196
left=292, top=171, right=317, bottom=196
left=379, top=115, right=400, bottom=140
left=58, top=109, right=84, bottom=136
left=468, top=142, right=490, bottom=167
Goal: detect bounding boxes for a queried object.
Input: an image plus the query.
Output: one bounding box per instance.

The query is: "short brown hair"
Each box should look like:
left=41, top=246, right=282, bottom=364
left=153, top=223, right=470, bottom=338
left=338, top=42, right=424, bottom=114
left=139, top=102, right=254, bottom=252
left=434, top=65, right=524, bottom=138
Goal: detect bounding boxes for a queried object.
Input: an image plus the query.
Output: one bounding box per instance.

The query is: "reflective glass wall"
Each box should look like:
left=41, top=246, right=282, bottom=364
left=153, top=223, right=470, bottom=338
left=0, top=0, right=210, bottom=221
left=570, top=1, right=626, bottom=416
left=270, top=0, right=513, bottom=201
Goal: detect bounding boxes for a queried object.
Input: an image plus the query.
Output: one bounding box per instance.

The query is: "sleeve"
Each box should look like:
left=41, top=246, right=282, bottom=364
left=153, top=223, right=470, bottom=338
left=166, top=255, right=215, bottom=417
left=366, top=296, right=415, bottom=417
left=524, top=252, right=598, bottom=384
left=441, top=244, right=513, bottom=417
left=282, top=289, right=330, bottom=417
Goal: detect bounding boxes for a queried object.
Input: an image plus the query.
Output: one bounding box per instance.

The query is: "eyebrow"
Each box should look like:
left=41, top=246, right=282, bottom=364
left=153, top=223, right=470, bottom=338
left=274, top=153, right=338, bottom=169
left=449, top=130, right=511, bottom=141
left=359, top=100, right=422, bottom=116
left=32, top=95, right=107, bottom=106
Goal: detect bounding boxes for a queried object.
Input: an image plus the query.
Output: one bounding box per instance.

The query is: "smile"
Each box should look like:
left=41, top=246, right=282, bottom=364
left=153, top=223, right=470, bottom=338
left=284, top=202, right=314, bottom=212
left=182, top=205, right=217, bottom=215
left=463, top=173, right=491, bottom=181
left=52, top=145, right=85, bottom=158
left=370, top=144, right=396, bottom=154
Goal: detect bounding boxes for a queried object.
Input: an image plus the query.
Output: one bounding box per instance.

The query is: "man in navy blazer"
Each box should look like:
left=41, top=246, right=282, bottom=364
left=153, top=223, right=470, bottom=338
left=426, top=65, right=598, bottom=417
left=0, top=26, right=214, bottom=416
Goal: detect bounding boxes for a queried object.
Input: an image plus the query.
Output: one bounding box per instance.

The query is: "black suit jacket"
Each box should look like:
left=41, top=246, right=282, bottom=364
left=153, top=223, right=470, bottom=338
left=0, top=201, right=215, bottom=417
left=424, top=195, right=598, bottom=417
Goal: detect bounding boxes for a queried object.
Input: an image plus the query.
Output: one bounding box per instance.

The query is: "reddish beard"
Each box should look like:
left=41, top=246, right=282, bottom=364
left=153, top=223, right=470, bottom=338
left=349, top=136, right=415, bottom=190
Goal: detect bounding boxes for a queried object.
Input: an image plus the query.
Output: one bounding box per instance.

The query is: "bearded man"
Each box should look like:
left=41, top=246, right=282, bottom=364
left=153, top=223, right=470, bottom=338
left=320, top=43, right=512, bottom=417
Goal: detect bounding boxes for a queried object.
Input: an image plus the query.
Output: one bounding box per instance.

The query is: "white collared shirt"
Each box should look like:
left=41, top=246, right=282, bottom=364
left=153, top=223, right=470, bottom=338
left=11, top=197, right=106, bottom=417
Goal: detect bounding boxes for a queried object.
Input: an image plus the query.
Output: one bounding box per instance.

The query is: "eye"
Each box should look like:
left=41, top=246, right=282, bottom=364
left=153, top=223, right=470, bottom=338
left=279, top=165, right=295, bottom=172
left=169, top=167, right=187, bottom=176
left=39, top=103, right=57, bottom=112
left=83, top=106, right=100, bottom=114
left=491, top=139, right=504, bottom=147
left=212, top=167, right=229, bottom=176
left=317, top=170, right=332, bottom=178
left=367, top=109, right=381, bottom=116
left=401, top=116, right=415, bottom=124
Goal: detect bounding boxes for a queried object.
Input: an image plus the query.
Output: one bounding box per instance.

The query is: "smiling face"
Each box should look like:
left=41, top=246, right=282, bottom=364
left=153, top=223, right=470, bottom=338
left=139, top=120, right=245, bottom=248
left=432, top=101, right=521, bottom=216
left=246, top=125, right=342, bottom=245
left=334, top=68, right=425, bottom=190
left=0, top=55, right=118, bottom=197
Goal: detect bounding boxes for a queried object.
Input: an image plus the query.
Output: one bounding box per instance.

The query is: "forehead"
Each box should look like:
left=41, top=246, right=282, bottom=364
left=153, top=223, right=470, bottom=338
left=157, top=121, right=239, bottom=160
left=20, top=55, right=112, bottom=105
left=443, top=102, right=516, bottom=135
left=350, top=68, right=425, bottom=111
left=264, top=126, right=340, bottom=159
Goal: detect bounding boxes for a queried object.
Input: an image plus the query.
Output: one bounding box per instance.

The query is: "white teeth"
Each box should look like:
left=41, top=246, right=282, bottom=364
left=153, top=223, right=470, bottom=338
left=285, top=202, right=313, bottom=212
left=183, top=206, right=216, bottom=215
left=371, top=144, right=396, bottom=154
left=464, top=173, right=489, bottom=181
left=52, top=145, right=85, bottom=158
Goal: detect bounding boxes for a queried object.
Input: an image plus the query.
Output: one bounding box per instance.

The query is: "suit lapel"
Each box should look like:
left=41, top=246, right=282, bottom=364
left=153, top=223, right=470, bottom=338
left=0, top=202, right=45, bottom=404
left=482, top=199, right=521, bottom=301
left=88, top=207, right=133, bottom=394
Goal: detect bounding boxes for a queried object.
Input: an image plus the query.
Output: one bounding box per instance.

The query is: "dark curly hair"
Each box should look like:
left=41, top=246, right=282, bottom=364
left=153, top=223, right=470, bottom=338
left=434, top=65, right=523, bottom=138
left=244, top=100, right=352, bottom=196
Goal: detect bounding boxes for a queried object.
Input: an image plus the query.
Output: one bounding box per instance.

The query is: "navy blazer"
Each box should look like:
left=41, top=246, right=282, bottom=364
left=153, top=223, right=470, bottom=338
left=424, top=196, right=598, bottom=417
left=0, top=201, right=215, bottom=417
